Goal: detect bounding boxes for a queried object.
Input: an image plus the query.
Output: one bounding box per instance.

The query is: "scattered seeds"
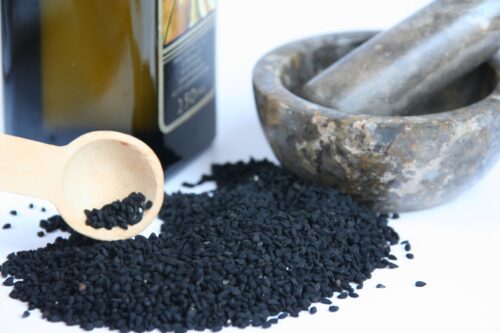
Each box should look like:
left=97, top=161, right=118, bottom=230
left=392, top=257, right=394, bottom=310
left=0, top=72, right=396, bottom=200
left=309, top=307, right=317, bottom=314
left=2, top=223, right=11, bottom=230
left=328, top=305, right=339, bottom=313
left=41, top=207, right=46, bottom=212
left=1, top=160, right=402, bottom=332
left=415, top=281, right=427, bottom=287
left=406, top=253, right=414, bottom=259
left=37, top=231, right=45, bottom=238
left=320, top=298, right=332, bottom=305
left=404, top=243, right=411, bottom=251
left=29, top=204, right=34, bottom=209
left=376, top=284, right=386, bottom=289
left=22, top=311, right=30, bottom=318
left=84, top=192, right=152, bottom=230
left=9, top=210, right=17, bottom=216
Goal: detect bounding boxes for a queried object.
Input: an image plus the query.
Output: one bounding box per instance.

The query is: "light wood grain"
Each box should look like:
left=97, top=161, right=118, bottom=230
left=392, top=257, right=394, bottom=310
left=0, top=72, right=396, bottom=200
left=0, top=131, right=164, bottom=241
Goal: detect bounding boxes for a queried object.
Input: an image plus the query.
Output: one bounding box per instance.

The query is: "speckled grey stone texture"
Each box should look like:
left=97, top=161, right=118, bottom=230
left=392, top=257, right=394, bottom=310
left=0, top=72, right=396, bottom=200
left=303, top=0, right=500, bottom=116
left=253, top=32, right=500, bottom=212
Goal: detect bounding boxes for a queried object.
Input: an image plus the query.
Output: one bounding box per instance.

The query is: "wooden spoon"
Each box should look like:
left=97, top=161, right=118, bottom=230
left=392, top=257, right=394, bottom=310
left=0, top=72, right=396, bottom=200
left=0, top=131, right=164, bottom=241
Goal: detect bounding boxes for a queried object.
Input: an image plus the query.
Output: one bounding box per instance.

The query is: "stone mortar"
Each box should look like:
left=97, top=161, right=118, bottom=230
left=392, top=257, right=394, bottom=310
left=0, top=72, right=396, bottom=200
left=253, top=31, right=500, bottom=212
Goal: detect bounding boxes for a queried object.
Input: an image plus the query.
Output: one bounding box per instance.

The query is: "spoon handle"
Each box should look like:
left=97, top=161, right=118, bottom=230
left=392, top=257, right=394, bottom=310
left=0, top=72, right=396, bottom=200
left=0, top=134, right=66, bottom=201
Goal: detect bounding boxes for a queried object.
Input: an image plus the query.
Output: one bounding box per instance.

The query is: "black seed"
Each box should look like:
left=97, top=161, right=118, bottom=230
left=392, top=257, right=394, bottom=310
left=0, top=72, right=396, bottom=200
left=392, top=213, right=400, bottom=219
left=277, top=313, right=288, bottom=319
left=337, top=292, right=348, bottom=299
left=320, top=298, right=332, bottom=305
left=41, top=207, right=46, bottom=212
left=404, top=243, right=411, bottom=251
left=356, top=284, right=363, bottom=290
left=3, top=276, right=14, bottom=286
left=22, top=311, right=30, bottom=318
left=262, top=322, right=272, bottom=329
left=29, top=204, right=34, bottom=209
left=415, top=281, right=426, bottom=287
left=9, top=210, right=17, bottom=216
left=309, top=307, right=317, bottom=314
left=388, top=254, right=398, bottom=261
left=39, top=215, right=72, bottom=233
left=0, top=160, right=404, bottom=332
left=37, top=231, right=45, bottom=237
left=2, top=223, right=11, bottom=230
left=387, top=262, right=399, bottom=269
left=406, top=253, right=414, bottom=259
left=328, top=305, right=339, bottom=312
left=376, top=284, right=386, bottom=289
left=349, top=292, right=359, bottom=298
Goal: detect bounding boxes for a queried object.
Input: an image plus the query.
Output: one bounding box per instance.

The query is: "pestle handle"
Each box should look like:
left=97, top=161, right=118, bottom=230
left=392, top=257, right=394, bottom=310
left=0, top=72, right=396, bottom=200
left=0, top=134, right=66, bottom=202
left=303, top=0, right=500, bottom=116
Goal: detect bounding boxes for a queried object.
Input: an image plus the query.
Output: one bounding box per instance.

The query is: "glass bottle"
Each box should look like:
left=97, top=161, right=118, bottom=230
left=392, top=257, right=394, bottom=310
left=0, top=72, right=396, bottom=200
left=1, top=0, right=216, bottom=172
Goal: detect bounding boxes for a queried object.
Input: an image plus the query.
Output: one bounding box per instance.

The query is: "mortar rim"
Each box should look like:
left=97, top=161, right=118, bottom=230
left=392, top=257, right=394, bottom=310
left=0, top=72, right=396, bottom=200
left=253, top=31, right=500, bottom=125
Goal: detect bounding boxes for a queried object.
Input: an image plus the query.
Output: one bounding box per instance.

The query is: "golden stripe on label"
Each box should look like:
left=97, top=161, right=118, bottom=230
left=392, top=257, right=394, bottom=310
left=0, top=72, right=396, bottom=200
left=162, top=12, right=215, bottom=56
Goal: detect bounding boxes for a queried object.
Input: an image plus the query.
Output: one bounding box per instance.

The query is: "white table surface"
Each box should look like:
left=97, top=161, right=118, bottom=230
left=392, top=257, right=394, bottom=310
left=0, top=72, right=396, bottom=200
left=1, top=0, right=499, bottom=332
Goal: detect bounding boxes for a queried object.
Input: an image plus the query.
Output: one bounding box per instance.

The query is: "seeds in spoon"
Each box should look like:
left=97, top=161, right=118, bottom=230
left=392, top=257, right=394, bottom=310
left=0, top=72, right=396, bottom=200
left=84, top=192, right=153, bottom=230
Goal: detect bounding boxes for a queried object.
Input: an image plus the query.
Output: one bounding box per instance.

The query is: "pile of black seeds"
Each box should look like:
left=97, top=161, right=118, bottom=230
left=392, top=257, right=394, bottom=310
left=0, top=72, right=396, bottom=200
left=84, top=192, right=153, bottom=230
left=1, top=160, right=401, bottom=332
left=40, top=215, right=73, bottom=233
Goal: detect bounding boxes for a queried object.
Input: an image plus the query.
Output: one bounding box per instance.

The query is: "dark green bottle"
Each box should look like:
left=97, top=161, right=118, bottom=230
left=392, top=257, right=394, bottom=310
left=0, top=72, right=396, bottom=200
left=1, top=0, right=216, bottom=172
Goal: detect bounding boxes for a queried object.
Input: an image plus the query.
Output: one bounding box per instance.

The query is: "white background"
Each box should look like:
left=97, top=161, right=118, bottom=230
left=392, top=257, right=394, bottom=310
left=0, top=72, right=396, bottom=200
left=1, top=0, right=500, bottom=332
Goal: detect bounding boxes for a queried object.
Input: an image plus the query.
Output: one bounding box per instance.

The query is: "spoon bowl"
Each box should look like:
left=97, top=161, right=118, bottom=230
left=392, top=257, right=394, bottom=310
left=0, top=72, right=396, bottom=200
left=60, top=132, right=164, bottom=241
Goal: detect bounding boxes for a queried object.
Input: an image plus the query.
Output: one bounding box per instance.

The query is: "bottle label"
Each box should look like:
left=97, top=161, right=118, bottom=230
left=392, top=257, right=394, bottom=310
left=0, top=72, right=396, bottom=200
left=158, top=0, right=216, bottom=134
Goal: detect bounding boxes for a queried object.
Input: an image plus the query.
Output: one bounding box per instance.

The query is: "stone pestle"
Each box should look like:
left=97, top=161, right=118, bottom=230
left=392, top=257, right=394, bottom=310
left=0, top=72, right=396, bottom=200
left=302, top=0, right=500, bottom=116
